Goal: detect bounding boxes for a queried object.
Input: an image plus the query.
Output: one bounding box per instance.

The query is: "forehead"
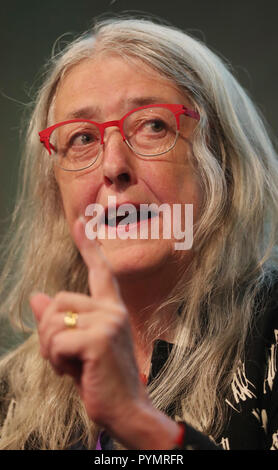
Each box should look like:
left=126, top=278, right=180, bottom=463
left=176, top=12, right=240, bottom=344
left=53, top=55, right=187, bottom=122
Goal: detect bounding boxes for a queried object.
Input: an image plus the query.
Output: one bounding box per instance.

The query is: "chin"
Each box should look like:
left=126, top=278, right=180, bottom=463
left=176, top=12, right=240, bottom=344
left=99, top=238, right=173, bottom=279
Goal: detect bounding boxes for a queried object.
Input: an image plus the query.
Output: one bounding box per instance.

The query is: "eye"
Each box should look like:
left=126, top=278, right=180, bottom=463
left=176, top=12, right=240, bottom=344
left=146, top=119, right=167, bottom=133
left=70, top=132, right=97, bottom=146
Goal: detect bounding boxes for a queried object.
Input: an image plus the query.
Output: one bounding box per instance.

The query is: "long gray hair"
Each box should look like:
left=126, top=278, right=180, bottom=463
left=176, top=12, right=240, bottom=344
left=0, top=17, right=278, bottom=449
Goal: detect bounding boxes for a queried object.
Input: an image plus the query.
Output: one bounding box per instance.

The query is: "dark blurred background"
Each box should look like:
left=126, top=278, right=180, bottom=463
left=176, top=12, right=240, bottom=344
left=0, top=0, right=277, bottom=235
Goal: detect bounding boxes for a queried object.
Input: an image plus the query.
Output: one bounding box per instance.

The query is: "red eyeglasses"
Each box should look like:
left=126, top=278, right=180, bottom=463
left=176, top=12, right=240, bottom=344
left=39, top=103, right=200, bottom=171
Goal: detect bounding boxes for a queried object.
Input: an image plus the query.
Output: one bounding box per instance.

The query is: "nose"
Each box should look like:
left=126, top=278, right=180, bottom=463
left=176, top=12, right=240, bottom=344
left=101, top=128, right=137, bottom=189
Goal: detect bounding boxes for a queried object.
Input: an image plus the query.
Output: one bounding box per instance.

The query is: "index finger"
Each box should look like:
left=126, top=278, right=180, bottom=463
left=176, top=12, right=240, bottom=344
left=72, top=217, right=123, bottom=304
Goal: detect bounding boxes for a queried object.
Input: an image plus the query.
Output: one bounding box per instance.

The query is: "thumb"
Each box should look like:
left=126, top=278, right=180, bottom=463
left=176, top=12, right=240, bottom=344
left=29, top=292, right=52, bottom=324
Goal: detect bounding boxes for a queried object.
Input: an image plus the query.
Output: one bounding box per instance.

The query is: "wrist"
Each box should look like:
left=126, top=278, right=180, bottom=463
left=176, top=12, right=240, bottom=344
left=109, top=399, right=183, bottom=450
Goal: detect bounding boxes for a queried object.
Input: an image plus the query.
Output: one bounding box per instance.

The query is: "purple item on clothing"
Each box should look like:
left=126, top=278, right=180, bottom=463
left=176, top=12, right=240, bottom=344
left=96, top=432, right=102, bottom=450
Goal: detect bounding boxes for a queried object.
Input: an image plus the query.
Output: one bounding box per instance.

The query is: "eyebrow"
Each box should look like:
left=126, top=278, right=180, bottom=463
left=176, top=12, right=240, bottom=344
left=66, top=105, right=100, bottom=120
left=64, top=96, right=168, bottom=121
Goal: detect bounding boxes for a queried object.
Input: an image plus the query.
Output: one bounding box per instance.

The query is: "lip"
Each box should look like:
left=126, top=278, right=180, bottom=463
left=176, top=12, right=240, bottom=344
left=107, top=217, right=152, bottom=236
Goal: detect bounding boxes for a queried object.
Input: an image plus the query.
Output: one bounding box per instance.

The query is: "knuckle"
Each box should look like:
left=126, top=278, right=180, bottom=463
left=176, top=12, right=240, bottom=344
left=100, top=318, right=125, bottom=344
left=112, top=314, right=125, bottom=332
left=87, top=325, right=114, bottom=351
left=105, top=301, right=128, bottom=318
left=38, top=342, right=47, bottom=359
left=38, top=312, right=55, bottom=335
left=37, top=321, right=45, bottom=336
left=49, top=334, right=63, bottom=359
left=86, top=353, right=100, bottom=369
left=54, top=291, right=68, bottom=306
left=38, top=323, right=50, bottom=340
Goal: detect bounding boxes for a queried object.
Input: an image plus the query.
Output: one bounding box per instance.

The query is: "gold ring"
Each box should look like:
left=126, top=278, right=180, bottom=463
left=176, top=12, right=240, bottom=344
left=64, top=311, right=78, bottom=328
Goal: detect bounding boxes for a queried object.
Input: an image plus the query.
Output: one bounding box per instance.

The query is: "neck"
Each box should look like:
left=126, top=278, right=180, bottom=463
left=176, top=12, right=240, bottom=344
left=117, top=271, right=179, bottom=376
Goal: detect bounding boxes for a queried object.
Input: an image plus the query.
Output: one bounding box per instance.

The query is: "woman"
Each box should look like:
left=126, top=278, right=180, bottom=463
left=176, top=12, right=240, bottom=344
left=0, top=16, right=278, bottom=450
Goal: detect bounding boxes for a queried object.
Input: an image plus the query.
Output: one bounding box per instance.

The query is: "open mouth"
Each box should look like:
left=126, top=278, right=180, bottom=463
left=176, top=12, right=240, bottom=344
left=104, top=207, right=157, bottom=227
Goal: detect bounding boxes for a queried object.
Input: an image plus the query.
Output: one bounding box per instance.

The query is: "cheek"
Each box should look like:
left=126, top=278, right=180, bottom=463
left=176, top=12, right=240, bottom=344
left=59, top=185, right=80, bottom=222
left=56, top=175, right=99, bottom=230
left=146, top=161, right=200, bottom=206
left=145, top=161, right=203, bottom=238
